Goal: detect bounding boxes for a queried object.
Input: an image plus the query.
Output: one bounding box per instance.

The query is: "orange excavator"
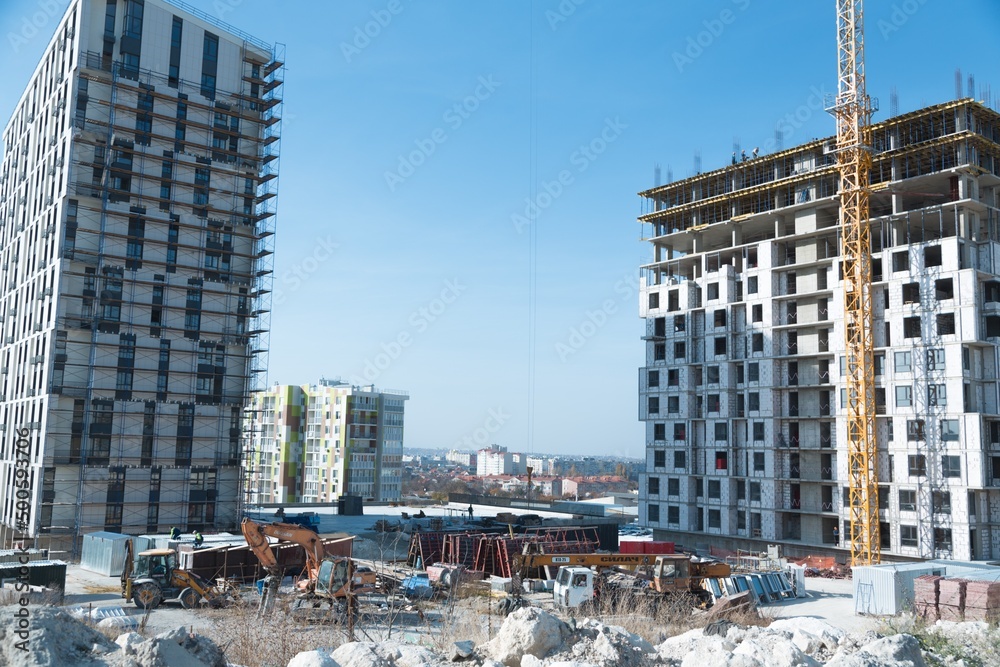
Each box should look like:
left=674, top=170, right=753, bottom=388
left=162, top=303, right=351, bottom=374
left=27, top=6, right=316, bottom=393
left=241, top=518, right=375, bottom=617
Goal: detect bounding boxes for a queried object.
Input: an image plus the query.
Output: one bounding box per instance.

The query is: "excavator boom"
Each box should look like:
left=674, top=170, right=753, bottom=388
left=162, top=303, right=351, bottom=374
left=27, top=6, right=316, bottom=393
left=241, top=518, right=325, bottom=586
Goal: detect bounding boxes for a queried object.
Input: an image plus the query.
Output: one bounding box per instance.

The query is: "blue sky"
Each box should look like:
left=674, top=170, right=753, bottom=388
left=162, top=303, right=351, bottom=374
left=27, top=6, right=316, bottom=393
left=3, top=0, right=999, bottom=457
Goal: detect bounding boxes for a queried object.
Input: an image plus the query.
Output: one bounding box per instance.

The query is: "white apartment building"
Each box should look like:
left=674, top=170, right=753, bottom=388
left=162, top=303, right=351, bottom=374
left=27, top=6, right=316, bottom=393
left=446, top=449, right=476, bottom=468
left=0, top=0, right=282, bottom=555
left=639, top=100, right=1000, bottom=560
left=476, top=445, right=512, bottom=477
left=244, top=381, right=407, bottom=504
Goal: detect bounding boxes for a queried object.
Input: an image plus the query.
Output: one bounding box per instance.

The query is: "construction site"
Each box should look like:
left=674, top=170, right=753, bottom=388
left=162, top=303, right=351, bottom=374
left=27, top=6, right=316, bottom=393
left=5, top=0, right=1000, bottom=665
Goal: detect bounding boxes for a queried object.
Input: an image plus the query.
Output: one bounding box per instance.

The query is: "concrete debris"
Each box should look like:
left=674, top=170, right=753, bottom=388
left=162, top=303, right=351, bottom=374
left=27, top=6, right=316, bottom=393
left=330, top=640, right=443, bottom=667
left=825, top=634, right=926, bottom=667
left=450, top=639, right=475, bottom=661
left=544, top=619, right=653, bottom=667
left=483, top=607, right=570, bottom=666
left=0, top=604, right=117, bottom=667
left=287, top=649, right=340, bottom=667
left=5, top=600, right=1000, bottom=667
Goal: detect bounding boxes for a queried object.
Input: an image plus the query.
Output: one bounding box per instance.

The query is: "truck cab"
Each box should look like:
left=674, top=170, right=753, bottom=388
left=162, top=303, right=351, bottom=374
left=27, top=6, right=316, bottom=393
left=553, top=566, right=594, bottom=608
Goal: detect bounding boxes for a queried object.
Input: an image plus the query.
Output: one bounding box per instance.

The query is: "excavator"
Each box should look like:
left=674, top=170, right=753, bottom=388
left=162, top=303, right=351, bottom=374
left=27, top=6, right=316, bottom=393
left=240, top=518, right=375, bottom=617
left=120, top=539, right=230, bottom=610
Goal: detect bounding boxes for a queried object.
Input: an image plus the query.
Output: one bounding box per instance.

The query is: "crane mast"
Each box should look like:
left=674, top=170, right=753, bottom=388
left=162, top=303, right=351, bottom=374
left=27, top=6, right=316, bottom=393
left=830, top=0, right=879, bottom=565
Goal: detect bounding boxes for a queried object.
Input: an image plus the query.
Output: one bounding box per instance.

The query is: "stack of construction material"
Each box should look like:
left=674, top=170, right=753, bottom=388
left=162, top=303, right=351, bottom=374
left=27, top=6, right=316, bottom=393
left=963, top=578, right=1000, bottom=621
left=914, top=574, right=942, bottom=620
left=938, top=578, right=967, bottom=621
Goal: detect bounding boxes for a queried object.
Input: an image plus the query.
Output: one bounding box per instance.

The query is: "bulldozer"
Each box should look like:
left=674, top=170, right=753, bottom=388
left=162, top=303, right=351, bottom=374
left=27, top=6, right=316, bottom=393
left=120, top=539, right=230, bottom=610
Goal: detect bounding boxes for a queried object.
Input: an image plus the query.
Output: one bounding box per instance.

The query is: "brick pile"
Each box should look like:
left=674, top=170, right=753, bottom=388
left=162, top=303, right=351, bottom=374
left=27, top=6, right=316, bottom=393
left=962, top=578, right=1000, bottom=622
left=913, top=574, right=942, bottom=620
left=937, top=577, right=967, bottom=621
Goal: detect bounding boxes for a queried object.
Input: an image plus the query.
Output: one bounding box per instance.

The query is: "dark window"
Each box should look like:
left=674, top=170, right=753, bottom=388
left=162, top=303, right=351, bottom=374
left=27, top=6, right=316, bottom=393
left=648, top=370, right=659, bottom=388
left=903, top=316, right=921, bottom=339
left=941, top=455, right=961, bottom=478
left=714, top=423, right=727, bottom=441
left=647, top=503, right=659, bottom=522
left=892, top=250, right=909, bottom=272
left=908, top=453, right=926, bottom=475
left=674, top=450, right=686, bottom=469
left=753, top=452, right=765, bottom=472
left=900, top=525, right=918, bottom=547
left=673, top=315, right=685, bottom=332
left=653, top=423, right=665, bottom=441
left=935, top=278, right=953, bottom=300
left=707, top=283, right=719, bottom=300
left=924, top=245, right=942, bottom=267
left=902, top=282, right=919, bottom=304
left=752, top=304, right=762, bottom=322
left=667, top=478, right=680, bottom=495
left=899, top=489, right=916, bottom=511
left=648, top=292, right=659, bottom=309
left=932, top=491, right=952, bottom=513
left=753, top=422, right=765, bottom=441
left=714, top=337, right=727, bottom=356
left=647, top=397, right=659, bottom=414
left=648, top=477, right=660, bottom=495
left=937, top=313, right=955, bottom=335
left=714, top=309, right=726, bottom=327
left=653, top=450, right=665, bottom=467
left=673, top=423, right=686, bottom=441
left=667, top=506, right=680, bottom=524
left=674, top=342, right=686, bottom=359
left=752, top=333, right=763, bottom=352
left=708, top=480, right=721, bottom=499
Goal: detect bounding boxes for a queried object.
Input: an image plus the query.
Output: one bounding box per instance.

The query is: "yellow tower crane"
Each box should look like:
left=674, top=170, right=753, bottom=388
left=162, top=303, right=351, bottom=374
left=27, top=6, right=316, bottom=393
left=829, top=0, right=879, bottom=565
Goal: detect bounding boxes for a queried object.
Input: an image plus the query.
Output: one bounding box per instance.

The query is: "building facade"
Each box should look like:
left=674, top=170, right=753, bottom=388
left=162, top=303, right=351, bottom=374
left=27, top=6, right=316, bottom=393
left=243, top=381, right=407, bottom=504
left=476, top=445, right=512, bottom=477
left=0, top=0, right=282, bottom=554
left=639, top=100, right=1000, bottom=560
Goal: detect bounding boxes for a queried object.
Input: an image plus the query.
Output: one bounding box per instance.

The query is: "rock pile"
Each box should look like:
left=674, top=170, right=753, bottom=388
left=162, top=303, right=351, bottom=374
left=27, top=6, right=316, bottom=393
left=4, top=601, right=1000, bottom=666
left=0, top=604, right=226, bottom=667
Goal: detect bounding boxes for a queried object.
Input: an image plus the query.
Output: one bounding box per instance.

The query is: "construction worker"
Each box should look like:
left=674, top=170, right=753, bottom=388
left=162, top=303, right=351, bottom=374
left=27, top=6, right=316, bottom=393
left=467, top=505, right=474, bottom=520
left=193, top=530, right=204, bottom=548
left=169, top=527, right=180, bottom=540
left=832, top=524, right=840, bottom=545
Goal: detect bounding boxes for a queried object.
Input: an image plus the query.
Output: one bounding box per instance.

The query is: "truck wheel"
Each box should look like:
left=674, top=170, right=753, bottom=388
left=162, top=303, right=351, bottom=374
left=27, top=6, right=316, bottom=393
left=179, top=587, right=201, bottom=609
left=133, top=583, right=162, bottom=610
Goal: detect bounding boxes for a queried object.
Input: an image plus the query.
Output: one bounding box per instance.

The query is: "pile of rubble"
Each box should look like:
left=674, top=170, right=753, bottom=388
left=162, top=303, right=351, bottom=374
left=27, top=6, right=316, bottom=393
left=287, top=607, right=996, bottom=667
left=0, top=605, right=225, bottom=667
left=4, top=602, right=1000, bottom=666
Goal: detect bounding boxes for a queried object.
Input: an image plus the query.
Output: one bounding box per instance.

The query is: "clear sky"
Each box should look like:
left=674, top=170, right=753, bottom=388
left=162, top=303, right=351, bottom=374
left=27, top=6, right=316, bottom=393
left=3, top=0, right=999, bottom=458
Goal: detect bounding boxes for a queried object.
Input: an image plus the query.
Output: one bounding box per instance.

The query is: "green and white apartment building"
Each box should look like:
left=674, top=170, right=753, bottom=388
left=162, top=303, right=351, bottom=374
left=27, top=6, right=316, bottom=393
left=243, top=380, right=407, bottom=505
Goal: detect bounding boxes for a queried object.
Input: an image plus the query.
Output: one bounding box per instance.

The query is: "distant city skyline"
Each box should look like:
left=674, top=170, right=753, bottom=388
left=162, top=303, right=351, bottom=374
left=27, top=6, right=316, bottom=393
left=3, top=0, right=999, bottom=458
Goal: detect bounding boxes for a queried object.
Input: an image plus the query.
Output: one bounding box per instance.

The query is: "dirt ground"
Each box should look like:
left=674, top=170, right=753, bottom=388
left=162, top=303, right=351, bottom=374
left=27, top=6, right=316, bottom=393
left=62, top=562, right=872, bottom=638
